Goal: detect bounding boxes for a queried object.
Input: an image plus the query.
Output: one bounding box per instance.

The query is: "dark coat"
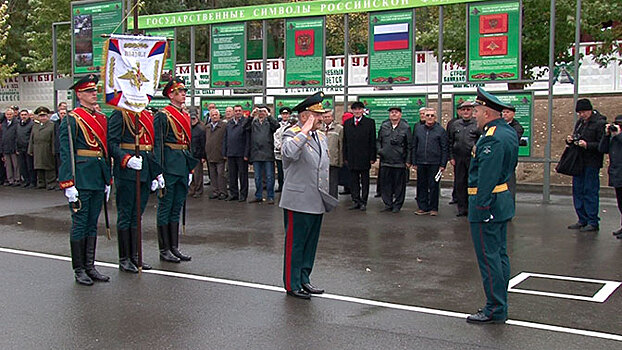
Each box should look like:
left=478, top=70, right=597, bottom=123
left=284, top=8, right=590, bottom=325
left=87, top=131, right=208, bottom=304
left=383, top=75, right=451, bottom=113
left=599, top=132, right=622, bottom=187
left=16, top=118, right=33, bottom=153
left=376, top=119, right=412, bottom=168
left=343, top=116, right=377, bottom=170
left=223, top=117, right=249, bottom=158
left=205, top=120, right=227, bottom=162
left=447, top=117, right=480, bottom=159
left=412, top=122, right=449, bottom=167
left=1, top=119, right=17, bottom=154
left=569, top=112, right=606, bottom=169
left=508, top=119, right=524, bottom=139
left=191, top=122, right=206, bottom=160
left=246, top=116, right=278, bottom=162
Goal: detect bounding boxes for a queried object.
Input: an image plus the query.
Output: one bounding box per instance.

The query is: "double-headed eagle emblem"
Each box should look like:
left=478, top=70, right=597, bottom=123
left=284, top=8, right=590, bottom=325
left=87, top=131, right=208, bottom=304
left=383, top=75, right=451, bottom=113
left=118, top=62, right=150, bottom=90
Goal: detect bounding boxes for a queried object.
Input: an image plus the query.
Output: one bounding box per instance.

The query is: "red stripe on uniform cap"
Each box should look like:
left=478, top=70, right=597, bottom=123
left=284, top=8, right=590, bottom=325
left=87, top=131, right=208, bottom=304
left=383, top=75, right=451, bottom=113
left=285, top=210, right=294, bottom=291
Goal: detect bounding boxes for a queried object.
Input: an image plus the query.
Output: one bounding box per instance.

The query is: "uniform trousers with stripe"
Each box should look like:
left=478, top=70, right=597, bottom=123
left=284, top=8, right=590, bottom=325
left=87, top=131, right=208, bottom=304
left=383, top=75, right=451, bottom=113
left=115, top=179, right=150, bottom=229
left=70, top=189, right=104, bottom=241
left=157, top=174, right=187, bottom=225
left=283, top=209, right=323, bottom=292
left=470, top=221, right=510, bottom=320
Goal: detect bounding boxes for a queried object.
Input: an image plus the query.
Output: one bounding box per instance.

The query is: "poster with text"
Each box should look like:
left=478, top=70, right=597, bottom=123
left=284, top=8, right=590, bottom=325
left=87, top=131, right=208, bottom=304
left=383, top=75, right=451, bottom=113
left=467, top=0, right=521, bottom=81
left=201, top=97, right=253, bottom=121
left=368, top=10, right=414, bottom=86
left=358, top=95, right=427, bottom=132
left=72, top=0, right=124, bottom=75
left=210, top=23, right=246, bottom=88
left=285, top=17, right=325, bottom=88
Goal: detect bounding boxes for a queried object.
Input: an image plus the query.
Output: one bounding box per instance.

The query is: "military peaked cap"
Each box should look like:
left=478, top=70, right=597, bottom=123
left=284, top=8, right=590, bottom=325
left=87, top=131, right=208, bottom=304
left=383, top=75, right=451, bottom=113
left=71, top=74, right=98, bottom=92
left=293, top=92, right=326, bottom=113
left=473, top=87, right=512, bottom=113
left=163, top=77, right=188, bottom=98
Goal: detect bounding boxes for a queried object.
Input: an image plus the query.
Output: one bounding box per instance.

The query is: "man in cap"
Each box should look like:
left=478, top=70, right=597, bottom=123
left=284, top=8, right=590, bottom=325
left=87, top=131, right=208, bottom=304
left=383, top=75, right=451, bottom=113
left=29, top=107, right=56, bottom=189
left=107, top=103, right=162, bottom=273
left=502, top=105, right=524, bottom=203
left=466, top=87, right=518, bottom=324
left=566, top=98, right=606, bottom=232
left=274, top=106, right=293, bottom=193
left=280, top=92, right=337, bottom=299
left=58, top=75, right=111, bottom=285
left=153, top=77, right=199, bottom=263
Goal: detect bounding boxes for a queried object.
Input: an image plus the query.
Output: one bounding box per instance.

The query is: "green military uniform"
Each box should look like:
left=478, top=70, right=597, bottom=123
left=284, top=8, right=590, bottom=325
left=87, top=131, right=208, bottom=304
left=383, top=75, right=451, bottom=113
left=153, top=78, right=198, bottom=263
left=467, top=88, right=518, bottom=323
left=59, top=74, right=112, bottom=285
left=108, top=109, right=161, bottom=272
left=28, top=114, right=56, bottom=189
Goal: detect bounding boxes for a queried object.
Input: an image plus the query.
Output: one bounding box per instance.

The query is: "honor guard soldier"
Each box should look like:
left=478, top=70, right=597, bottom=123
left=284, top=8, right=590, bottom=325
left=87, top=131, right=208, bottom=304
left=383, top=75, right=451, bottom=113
left=59, top=74, right=112, bottom=286
left=153, top=77, right=198, bottom=263
left=108, top=107, right=162, bottom=272
left=466, top=88, right=518, bottom=324
left=280, top=92, right=338, bottom=299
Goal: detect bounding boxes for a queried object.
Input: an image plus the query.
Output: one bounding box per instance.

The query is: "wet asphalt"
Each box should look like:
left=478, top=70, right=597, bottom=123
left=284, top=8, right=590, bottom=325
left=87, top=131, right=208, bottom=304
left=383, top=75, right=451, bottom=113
left=0, top=183, right=621, bottom=349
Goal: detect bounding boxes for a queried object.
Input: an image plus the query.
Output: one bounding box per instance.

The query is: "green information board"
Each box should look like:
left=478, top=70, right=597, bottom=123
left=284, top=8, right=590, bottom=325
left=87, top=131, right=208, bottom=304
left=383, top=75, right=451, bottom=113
left=284, top=17, right=325, bottom=88
left=72, top=0, right=124, bottom=75
left=358, top=95, right=427, bottom=132
left=148, top=98, right=170, bottom=110
left=273, top=96, right=335, bottom=115
left=210, top=23, right=246, bottom=88
left=144, top=28, right=176, bottom=89
left=467, top=0, right=521, bottom=81
left=200, top=97, right=254, bottom=121
left=368, top=10, right=414, bottom=86
left=452, top=92, right=532, bottom=156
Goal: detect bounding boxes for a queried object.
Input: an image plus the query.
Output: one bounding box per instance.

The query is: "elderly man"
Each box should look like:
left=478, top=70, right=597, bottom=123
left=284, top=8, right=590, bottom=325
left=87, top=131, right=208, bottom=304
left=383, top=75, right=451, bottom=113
left=246, top=104, right=279, bottom=204
left=223, top=104, right=249, bottom=202
left=205, top=108, right=228, bottom=200
left=2, top=108, right=19, bottom=186
left=224, top=106, right=234, bottom=122
left=466, top=87, right=518, bottom=324
left=320, top=110, right=343, bottom=198
left=280, top=91, right=337, bottom=299
left=29, top=107, right=57, bottom=190
left=16, top=109, right=35, bottom=188
left=274, top=107, right=293, bottom=193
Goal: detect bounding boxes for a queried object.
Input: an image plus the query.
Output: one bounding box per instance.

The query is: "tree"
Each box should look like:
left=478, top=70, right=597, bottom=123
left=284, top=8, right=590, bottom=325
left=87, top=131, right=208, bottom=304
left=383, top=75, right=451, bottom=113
left=23, top=0, right=71, bottom=73
left=0, top=0, right=17, bottom=86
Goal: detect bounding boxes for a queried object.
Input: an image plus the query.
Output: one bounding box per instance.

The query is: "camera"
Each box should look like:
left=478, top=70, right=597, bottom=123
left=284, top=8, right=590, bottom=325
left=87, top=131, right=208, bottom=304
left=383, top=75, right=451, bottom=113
left=608, top=123, right=620, bottom=134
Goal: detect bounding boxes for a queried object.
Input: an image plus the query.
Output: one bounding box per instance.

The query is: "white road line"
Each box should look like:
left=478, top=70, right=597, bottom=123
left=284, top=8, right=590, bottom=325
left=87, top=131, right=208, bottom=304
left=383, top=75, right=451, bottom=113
left=508, top=272, right=622, bottom=303
left=1, top=246, right=621, bottom=342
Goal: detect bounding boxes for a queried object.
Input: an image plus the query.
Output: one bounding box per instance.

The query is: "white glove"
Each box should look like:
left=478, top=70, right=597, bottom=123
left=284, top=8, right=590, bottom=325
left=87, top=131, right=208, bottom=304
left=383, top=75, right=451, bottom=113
left=105, top=185, right=111, bottom=202
left=188, top=173, right=193, bottom=186
left=157, top=174, right=165, bottom=189
left=64, top=186, right=79, bottom=203
left=151, top=180, right=158, bottom=191
left=127, top=156, right=143, bottom=170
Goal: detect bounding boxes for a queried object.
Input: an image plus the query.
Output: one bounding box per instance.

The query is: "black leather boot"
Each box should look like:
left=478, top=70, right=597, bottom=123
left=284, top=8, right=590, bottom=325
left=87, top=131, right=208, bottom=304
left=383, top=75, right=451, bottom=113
left=70, top=239, right=93, bottom=286
left=118, top=228, right=138, bottom=273
left=85, top=236, right=110, bottom=282
left=169, top=222, right=191, bottom=261
left=129, top=227, right=151, bottom=270
left=158, top=225, right=180, bottom=263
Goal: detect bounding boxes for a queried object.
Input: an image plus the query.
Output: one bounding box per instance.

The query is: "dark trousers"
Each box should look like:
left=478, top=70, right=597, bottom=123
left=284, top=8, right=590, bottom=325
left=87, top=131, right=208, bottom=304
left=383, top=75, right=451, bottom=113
left=350, top=169, right=370, bottom=205
left=380, top=166, right=406, bottom=210
left=227, top=156, right=248, bottom=199
left=454, top=156, right=470, bottom=214
left=572, top=167, right=600, bottom=227
left=470, top=221, right=510, bottom=321
left=338, top=164, right=351, bottom=190
left=375, top=167, right=382, bottom=195
left=157, top=174, right=187, bottom=226
left=70, top=189, right=105, bottom=240
left=276, top=159, right=284, bottom=190
left=115, top=179, right=150, bottom=230
left=188, top=161, right=204, bottom=196
left=17, top=152, right=35, bottom=185
left=283, top=209, right=323, bottom=291
left=416, top=164, right=440, bottom=212
left=616, top=187, right=622, bottom=227
left=329, top=166, right=339, bottom=198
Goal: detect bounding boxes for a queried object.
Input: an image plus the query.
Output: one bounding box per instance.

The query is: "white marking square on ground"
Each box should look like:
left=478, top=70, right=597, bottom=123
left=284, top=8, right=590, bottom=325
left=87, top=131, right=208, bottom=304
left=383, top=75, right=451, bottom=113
left=508, top=272, right=621, bottom=303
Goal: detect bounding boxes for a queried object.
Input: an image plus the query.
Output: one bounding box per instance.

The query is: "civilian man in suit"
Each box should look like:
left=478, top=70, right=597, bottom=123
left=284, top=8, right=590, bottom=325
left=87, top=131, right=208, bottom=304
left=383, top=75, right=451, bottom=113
left=343, top=101, right=376, bottom=211
left=223, top=105, right=249, bottom=202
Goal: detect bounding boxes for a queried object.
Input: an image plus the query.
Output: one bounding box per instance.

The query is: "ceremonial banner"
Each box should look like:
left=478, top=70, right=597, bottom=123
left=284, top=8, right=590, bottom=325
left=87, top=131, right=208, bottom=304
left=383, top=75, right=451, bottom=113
left=210, top=23, right=246, bottom=88
left=358, top=95, right=427, bottom=132
left=285, top=17, right=325, bottom=88
left=102, top=34, right=168, bottom=113
left=368, top=10, right=414, bottom=86
left=467, top=0, right=521, bottom=81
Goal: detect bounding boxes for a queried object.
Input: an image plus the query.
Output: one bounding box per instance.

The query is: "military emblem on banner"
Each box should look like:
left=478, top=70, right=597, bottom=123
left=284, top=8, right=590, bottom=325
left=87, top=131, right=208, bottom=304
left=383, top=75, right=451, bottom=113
left=102, top=34, right=168, bottom=112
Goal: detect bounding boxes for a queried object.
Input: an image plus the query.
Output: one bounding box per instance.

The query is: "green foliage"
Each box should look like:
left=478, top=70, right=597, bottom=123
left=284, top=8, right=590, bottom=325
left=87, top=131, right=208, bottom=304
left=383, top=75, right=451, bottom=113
left=0, top=0, right=17, bottom=86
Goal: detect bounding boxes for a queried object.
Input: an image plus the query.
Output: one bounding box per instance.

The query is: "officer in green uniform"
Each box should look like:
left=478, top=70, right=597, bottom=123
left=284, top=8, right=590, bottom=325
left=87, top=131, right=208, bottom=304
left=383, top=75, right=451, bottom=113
left=108, top=108, right=162, bottom=272
left=153, top=77, right=198, bottom=263
left=59, top=74, right=112, bottom=286
left=280, top=92, right=338, bottom=299
left=466, top=87, right=518, bottom=324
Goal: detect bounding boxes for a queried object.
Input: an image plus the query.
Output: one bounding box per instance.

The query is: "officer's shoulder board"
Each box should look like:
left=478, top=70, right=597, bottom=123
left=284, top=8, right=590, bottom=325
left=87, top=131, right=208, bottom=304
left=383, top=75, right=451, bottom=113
left=485, top=126, right=497, bottom=137
left=289, top=125, right=301, bottom=133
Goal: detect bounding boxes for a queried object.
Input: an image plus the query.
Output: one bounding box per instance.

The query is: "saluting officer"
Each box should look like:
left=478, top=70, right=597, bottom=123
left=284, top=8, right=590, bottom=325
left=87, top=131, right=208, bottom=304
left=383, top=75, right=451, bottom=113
left=59, top=74, right=112, bottom=286
left=280, top=92, right=338, bottom=299
left=466, top=87, right=518, bottom=324
left=108, top=107, right=162, bottom=272
left=153, top=77, right=198, bottom=263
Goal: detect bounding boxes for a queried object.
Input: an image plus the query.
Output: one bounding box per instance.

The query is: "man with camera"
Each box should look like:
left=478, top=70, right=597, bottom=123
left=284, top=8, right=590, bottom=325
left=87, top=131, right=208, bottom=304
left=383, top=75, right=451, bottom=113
left=566, top=98, right=606, bottom=232
left=599, top=115, right=622, bottom=238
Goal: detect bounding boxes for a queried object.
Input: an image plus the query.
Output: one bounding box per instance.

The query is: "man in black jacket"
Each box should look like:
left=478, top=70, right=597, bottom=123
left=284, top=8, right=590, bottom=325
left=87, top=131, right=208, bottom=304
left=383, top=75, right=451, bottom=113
left=567, top=99, right=606, bottom=232
left=1, top=108, right=20, bottom=186
left=343, top=101, right=376, bottom=211
left=223, top=105, right=249, bottom=202
left=377, top=107, right=412, bottom=213
left=412, top=108, right=448, bottom=216
left=16, top=110, right=35, bottom=188
left=599, top=115, right=622, bottom=238
left=189, top=108, right=206, bottom=198
left=246, top=104, right=279, bottom=204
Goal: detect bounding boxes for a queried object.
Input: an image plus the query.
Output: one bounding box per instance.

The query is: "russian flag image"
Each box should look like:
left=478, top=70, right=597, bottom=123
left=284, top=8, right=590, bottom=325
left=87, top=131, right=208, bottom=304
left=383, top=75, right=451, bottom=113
left=373, top=23, right=409, bottom=51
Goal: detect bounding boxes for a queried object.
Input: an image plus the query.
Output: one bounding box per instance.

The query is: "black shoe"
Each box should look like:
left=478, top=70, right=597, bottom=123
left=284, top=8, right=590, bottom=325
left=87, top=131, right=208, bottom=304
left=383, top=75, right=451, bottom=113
left=157, top=225, right=181, bottom=263
left=118, top=228, right=138, bottom=273
left=359, top=204, right=367, bottom=211
left=568, top=222, right=587, bottom=229
left=348, top=203, right=361, bottom=210
left=209, top=194, right=218, bottom=199
left=374, top=193, right=382, bottom=198
left=249, top=198, right=263, bottom=203
left=266, top=199, right=275, bottom=205
left=85, top=236, right=110, bottom=282
left=238, top=197, right=247, bottom=202
left=380, top=206, right=392, bottom=212
left=339, top=190, right=351, bottom=195
left=456, top=212, right=468, bottom=217
left=119, top=259, right=139, bottom=273
left=70, top=240, right=93, bottom=286
left=301, top=283, right=324, bottom=294
left=286, top=289, right=311, bottom=299
left=225, top=195, right=239, bottom=201
left=613, top=228, right=622, bottom=236
left=275, top=188, right=282, bottom=193
left=448, top=199, right=457, bottom=204
left=130, top=258, right=152, bottom=270
left=392, top=207, right=400, bottom=213
left=218, top=193, right=228, bottom=200
left=128, top=227, right=152, bottom=270
left=22, top=182, right=30, bottom=188
left=169, top=222, right=191, bottom=261
left=580, top=224, right=599, bottom=232
left=466, top=311, right=506, bottom=324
